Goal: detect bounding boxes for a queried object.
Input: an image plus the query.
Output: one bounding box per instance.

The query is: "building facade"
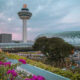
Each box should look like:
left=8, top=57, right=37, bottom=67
left=38, top=31, right=80, bottom=47
left=0, top=34, right=12, bottom=43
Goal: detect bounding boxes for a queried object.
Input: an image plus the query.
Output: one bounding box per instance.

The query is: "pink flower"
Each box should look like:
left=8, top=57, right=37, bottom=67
left=25, top=75, right=45, bottom=80
left=7, top=69, right=18, bottom=77
left=31, top=75, right=45, bottom=80
left=7, top=70, right=12, bottom=74
left=37, top=75, right=45, bottom=80
left=32, top=75, right=38, bottom=80
left=19, top=59, right=26, bottom=64
left=11, top=69, right=18, bottom=77
left=4, top=62, right=11, bottom=67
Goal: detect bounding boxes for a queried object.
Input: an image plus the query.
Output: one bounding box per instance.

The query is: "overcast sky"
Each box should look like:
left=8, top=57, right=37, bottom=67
left=0, top=0, right=80, bottom=41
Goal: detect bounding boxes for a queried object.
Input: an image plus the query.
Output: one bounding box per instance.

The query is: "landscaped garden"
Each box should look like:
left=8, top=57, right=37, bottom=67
left=0, top=50, right=79, bottom=80
left=0, top=51, right=45, bottom=80
left=1, top=37, right=80, bottom=80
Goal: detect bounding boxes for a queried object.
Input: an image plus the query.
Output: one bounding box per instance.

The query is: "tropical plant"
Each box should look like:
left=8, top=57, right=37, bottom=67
left=33, top=37, right=74, bottom=67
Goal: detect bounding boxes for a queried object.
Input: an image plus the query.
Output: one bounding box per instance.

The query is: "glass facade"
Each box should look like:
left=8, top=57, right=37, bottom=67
left=38, top=31, right=80, bottom=46
left=0, top=43, right=33, bottom=48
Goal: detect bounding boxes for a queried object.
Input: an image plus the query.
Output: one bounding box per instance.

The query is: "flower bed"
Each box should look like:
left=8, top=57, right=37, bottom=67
left=7, top=53, right=80, bottom=80
left=0, top=52, right=45, bottom=80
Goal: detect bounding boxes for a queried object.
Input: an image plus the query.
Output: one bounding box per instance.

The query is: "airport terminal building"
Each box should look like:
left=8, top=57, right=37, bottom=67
left=0, top=33, right=33, bottom=49
left=38, top=31, right=80, bottom=47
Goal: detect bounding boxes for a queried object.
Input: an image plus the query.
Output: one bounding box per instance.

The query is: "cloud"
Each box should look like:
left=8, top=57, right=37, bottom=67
left=33, top=5, right=44, bottom=16
left=12, top=33, right=22, bottom=40
left=0, top=0, right=79, bottom=40
left=60, top=9, right=80, bottom=24
left=8, top=18, right=13, bottom=22
left=27, top=28, right=32, bottom=31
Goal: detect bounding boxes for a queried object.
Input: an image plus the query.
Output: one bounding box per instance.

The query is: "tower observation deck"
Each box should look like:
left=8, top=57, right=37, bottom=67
left=18, top=4, right=32, bottom=43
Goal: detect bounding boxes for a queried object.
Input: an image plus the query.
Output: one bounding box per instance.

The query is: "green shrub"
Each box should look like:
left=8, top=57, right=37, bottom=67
left=72, top=73, right=80, bottom=80
left=8, top=53, right=80, bottom=80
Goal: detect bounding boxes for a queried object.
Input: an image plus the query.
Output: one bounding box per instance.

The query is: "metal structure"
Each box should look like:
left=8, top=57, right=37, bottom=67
left=0, top=42, right=34, bottom=52
left=38, top=31, right=80, bottom=46
left=18, top=4, right=32, bottom=43
left=0, top=43, right=33, bottom=49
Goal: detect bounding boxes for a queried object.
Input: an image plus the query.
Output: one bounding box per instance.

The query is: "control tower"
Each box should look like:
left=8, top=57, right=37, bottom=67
left=18, top=4, right=32, bottom=43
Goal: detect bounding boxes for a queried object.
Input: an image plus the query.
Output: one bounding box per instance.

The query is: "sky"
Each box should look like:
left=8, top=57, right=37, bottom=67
left=0, top=0, right=80, bottom=41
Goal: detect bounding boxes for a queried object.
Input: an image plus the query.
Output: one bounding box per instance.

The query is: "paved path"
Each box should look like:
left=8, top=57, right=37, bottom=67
left=8, top=59, right=70, bottom=80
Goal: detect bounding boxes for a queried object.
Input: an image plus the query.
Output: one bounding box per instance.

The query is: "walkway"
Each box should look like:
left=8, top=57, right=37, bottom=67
left=8, top=59, right=70, bottom=80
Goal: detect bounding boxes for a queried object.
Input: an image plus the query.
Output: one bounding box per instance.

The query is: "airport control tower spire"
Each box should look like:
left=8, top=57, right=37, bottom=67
left=18, top=4, right=32, bottom=43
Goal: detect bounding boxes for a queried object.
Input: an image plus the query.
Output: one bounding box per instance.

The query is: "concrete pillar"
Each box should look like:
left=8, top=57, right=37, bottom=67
left=23, top=19, right=27, bottom=43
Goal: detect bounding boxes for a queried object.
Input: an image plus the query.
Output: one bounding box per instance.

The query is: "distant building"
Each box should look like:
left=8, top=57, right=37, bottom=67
left=0, top=34, right=12, bottom=43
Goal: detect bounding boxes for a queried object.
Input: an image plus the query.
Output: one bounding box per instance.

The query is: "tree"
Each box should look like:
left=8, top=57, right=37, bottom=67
left=33, top=37, right=47, bottom=51
left=33, top=37, right=74, bottom=67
